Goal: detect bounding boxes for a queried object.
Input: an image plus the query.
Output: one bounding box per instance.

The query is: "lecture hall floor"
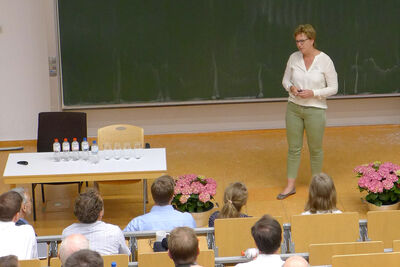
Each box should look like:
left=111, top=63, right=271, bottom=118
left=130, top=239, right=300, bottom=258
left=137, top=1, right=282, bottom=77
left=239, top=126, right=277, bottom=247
left=0, top=125, right=399, bottom=236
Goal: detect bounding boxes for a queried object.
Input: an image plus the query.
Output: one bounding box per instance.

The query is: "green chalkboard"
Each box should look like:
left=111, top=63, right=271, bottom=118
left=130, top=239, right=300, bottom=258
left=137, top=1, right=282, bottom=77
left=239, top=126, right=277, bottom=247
left=58, top=0, right=400, bottom=107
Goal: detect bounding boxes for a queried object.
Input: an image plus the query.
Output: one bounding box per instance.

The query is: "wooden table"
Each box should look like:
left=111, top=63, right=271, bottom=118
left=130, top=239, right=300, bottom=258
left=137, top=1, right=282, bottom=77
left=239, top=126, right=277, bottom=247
left=3, top=148, right=167, bottom=220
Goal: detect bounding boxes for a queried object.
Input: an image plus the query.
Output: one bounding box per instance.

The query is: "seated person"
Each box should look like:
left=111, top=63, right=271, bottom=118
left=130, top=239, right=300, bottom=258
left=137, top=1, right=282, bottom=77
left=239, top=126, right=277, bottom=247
left=0, top=255, right=18, bottom=267
left=0, top=191, right=38, bottom=260
left=59, top=234, right=90, bottom=266
left=168, top=227, right=202, bottom=267
left=236, top=215, right=284, bottom=267
left=10, top=187, right=32, bottom=226
left=302, top=173, right=342, bottom=215
left=62, top=189, right=130, bottom=255
left=284, top=255, right=309, bottom=267
left=64, top=249, right=103, bottom=267
left=208, top=182, right=249, bottom=227
left=124, top=175, right=196, bottom=231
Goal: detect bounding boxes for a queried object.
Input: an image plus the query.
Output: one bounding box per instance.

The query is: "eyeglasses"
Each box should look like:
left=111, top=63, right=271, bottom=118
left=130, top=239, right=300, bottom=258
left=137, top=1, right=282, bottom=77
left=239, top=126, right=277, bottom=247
left=295, top=38, right=309, bottom=44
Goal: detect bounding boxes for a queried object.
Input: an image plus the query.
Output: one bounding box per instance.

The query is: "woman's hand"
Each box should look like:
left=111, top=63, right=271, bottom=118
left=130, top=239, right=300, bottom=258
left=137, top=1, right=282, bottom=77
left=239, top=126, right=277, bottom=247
left=290, top=86, right=301, bottom=96
left=297, top=89, right=314, bottom=98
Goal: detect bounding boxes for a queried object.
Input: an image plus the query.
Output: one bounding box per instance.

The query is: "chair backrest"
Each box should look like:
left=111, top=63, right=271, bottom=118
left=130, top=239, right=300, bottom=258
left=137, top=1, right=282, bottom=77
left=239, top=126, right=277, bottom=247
left=102, top=254, right=129, bottom=267
left=37, top=112, right=87, bottom=152
left=309, top=241, right=384, bottom=266
left=97, top=124, right=144, bottom=148
left=393, top=240, right=400, bottom=252
left=332, top=252, right=400, bottom=267
left=19, top=259, right=41, bottom=267
left=49, top=257, right=62, bottom=267
left=138, top=249, right=214, bottom=267
left=214, top=216, right=283, bottom=257
left=367, top=210, right=400, bottom=248
left=291, top=212, right=359, bottom=253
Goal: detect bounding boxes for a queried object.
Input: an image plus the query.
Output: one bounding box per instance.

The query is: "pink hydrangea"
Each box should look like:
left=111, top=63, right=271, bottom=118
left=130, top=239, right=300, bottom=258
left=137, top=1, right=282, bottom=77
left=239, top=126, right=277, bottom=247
left=179, top=194, right=190, bottom=204
left=199, top=192, right=211, bottom=203
left=355, top=162, right=400, bottom=194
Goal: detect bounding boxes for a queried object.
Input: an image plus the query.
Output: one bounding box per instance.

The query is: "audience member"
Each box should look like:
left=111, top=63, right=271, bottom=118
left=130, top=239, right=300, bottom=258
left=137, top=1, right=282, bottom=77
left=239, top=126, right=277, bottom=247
left=0, top=255, right=19, bottom=267
left=208, top=182, right=249, bottom=227
left=124, top=175, right=196, bottom=231
left=236, top=215, right=284, bottom=267
left=62, top=189, right=130, bottom=255
left=10, top=188, right=32, bottom=226
left=0, top=191, right=38, bottom=259
left=64, top=249, right=103, bottom=267
left=302, top=173, right=342, bottom=215
left=284, top=255, right=309, bottom=267
left=59, top=234, right=90, bottom=266
left=168, top=227, right=202, bottom=267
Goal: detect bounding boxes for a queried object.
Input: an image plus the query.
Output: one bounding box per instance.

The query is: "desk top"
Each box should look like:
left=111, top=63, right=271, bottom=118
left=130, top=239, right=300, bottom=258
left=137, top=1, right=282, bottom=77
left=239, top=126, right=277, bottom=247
left=3, top=148, right=167, bottom=184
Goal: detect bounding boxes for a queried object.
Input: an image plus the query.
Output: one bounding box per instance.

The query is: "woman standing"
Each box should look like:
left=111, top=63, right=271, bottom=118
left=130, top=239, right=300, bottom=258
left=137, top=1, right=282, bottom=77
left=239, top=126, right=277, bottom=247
left=278, top=24, right=338, bottom=200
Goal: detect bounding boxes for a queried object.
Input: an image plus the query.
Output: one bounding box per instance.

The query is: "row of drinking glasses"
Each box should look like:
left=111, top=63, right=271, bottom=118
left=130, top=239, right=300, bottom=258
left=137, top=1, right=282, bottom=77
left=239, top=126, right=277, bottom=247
left=102, top=142, right=143, bottom=160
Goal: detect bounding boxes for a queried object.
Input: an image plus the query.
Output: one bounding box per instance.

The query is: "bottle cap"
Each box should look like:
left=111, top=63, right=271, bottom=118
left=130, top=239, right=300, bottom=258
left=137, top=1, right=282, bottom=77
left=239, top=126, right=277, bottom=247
left=54, top=138, right=59, bottom=142
left=63, top=138, right=68, bottom=142
left=73, top=137, right=77, bottom=141
left=93, top=140, right=97, bottom=144
left=83, top=137, right=87, bottom=141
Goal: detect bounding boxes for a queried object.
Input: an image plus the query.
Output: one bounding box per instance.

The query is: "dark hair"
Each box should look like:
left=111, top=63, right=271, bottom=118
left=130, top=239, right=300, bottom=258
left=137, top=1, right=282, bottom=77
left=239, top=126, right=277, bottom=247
left=251, top=215, right=282, bottom=254
left=151, top=175, right=175, bottom=205
left=73, top=189, right=103, bottom=223
left=168, top=227, right=199, bottom=264
left=0, top=191, right=22, bottom=222
left=0, top=255, right=18, bottom=267
left=64, top=249, right=103, bottom=267
left=219, top=182, right=248, bottom=219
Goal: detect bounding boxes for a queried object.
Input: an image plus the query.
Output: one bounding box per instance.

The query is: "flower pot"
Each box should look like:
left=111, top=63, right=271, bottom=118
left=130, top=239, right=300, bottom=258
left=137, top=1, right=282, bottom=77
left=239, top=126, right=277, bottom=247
left=366, top=201, right=400, bottom=211
left=189, top=203, right=215, bottom=227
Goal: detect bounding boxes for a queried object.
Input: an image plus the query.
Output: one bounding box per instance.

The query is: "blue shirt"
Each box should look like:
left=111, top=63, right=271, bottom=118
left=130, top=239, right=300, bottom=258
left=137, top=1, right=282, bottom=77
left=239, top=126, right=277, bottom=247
left=123, top=205, right=196, bottom=232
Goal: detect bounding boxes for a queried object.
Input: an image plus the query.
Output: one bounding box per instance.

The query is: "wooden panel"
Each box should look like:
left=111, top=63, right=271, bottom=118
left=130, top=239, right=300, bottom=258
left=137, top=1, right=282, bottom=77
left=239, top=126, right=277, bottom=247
left=393, top=240, right=400, bottom=252
left=309, top=241, right=384, bottom=266
left=367, top=210, right=400, bottom=248
left=19, top=259, right=41, bottom=267
left=137, top=236, right=208, bottom=254
left=291, top=212, right=359, bottom=253
left=49, top=257, right=62, bottom=267
left=102, top=254, right=129, bottom=267
left=332, top=252, right=400, bottom=267
left=138, top=249, right=214, bottom=267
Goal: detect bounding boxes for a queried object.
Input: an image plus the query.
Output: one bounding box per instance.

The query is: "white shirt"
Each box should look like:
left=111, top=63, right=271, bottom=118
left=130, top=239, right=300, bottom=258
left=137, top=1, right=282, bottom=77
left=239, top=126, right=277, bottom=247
left=62, top=221, right=130, bottom=255
left=282, top=51, right=338, bottom=109
left=0, top=221, right=38, bottom=260
left=235, top=254, right=284, bottom=267
left=301, top=209, right=342, bottom=215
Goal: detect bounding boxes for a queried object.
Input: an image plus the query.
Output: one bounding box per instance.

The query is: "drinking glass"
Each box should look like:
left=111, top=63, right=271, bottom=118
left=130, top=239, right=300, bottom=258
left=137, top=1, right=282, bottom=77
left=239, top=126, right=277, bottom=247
left=133, top=142, right=143, bottom=159
left=103, top=143, right=112, bottom=160
left=123, top=142, right=132, bottom=160
left=114, top=142, right=122, bottom=160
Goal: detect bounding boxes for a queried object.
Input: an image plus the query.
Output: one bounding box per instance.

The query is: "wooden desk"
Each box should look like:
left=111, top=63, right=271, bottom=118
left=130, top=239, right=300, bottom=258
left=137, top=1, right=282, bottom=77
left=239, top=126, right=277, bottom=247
left=137, top=235, right=209, bottom=254
left=3, top=148, right=167, bottom=220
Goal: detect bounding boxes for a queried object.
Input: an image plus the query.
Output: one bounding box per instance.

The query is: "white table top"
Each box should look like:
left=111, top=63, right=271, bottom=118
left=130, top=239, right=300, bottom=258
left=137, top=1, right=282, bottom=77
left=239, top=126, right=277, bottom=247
left=3, top=148, right=167, bottom=182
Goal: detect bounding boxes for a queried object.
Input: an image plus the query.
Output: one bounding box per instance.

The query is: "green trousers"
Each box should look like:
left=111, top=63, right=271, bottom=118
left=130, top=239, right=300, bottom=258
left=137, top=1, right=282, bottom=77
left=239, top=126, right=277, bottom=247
left=285, top=101, right=326, bottom=179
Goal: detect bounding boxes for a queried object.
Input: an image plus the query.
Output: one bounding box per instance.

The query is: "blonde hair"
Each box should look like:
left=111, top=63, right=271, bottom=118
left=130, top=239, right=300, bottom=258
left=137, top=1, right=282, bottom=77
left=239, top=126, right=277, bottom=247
left=218, top=182, right=248, bottom=219
left=305, top=173, right=337, bottom=214
left=294, top=24, right=316, bottom=47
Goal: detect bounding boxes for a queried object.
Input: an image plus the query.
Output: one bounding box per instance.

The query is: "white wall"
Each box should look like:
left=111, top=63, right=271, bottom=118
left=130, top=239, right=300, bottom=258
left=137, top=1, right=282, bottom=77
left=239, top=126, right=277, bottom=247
left=0, top=1, right=398, bottom=141
left=0, top=0, right=51, bottom=141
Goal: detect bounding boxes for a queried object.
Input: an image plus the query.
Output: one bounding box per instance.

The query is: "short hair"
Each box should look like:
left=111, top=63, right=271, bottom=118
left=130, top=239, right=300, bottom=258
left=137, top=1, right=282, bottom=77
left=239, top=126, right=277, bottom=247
left=64, top=249, right=103, bottom=267
left=151, top=175, right=175, bottom=205
left=73, top=189, right=103, bottom=223
left=219, top=182, right=248, bottom=219
left=305, top=173, right=337, bottom=214
left=0, top=191, right=22, bottom=222
left=11, top=187, right=27, bottom=203
left=0, top=255, right=18, bottom=267
left=59, top=234, right=90, bottom=265
left=294, top=24, right=316, bottom=46
left=251, top=214, right=282, bottom=254
left=168, top=227, right=199, bottom=264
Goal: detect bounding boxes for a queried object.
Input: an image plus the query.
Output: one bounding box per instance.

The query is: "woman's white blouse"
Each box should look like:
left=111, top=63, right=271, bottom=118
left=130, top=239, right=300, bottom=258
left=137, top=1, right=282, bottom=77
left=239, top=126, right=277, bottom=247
left=282, top=51, right=338, bottom=109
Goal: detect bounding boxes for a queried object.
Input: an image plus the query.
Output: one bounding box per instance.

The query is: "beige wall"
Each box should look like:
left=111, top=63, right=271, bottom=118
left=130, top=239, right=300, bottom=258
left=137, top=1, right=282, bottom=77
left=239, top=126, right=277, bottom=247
left=0, top=1, right=398, bottom=141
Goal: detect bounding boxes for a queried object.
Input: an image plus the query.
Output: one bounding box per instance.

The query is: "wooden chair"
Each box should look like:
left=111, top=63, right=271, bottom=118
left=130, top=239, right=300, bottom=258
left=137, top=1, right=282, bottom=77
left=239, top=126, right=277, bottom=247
left=214, top=216, right=283, bottom=257
left=49, top=257, right=62, bottom=267
left=102, top=254, right=129, bottom=267
left=19, top=259, right=41, bottom=267
left=367, top=210, right=400, bottom=248
left=393, top=240, right=400, bottom=252
left=332, top=252, right=400, bottom=267
left=96, top=124, right=148, bottom=213
left=138, top=249, right=214, bottom=267
left=291, top=212, right=359, bottom=253
left=309, top=241, right=384, bottom=266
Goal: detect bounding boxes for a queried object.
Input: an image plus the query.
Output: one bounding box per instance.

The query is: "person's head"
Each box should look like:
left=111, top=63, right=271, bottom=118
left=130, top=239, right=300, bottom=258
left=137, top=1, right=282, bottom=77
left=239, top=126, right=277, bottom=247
left=219, top=182, right=248, bottom=219
left=73, top=189, right=104, bottom=224
left=0, top=255, right=19, bottom=267
left=284, top=255, right=310, bottom=267
left=0, top=191, right=22, bottom=222
left=251, top=214, right=282, bottom=254
left=59, top=234, right=90, bottom=265
left=64, top=249, right=103, bottom=267
left=305, top=173, right=337, bottom=214
left=11, top=187, right=32, bottom=218
left=168, top=227, right=199, bottom=265
left=151, top=175, right=175, bottom=206
left=293, top=24, right=316, bottom=51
